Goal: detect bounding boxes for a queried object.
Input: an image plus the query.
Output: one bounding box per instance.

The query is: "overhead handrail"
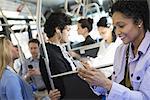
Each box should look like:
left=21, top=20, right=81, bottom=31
left=24, top=2, right=46, bottom=25
left=36, top=0, right=55, bottom=90
left=65, top=0, right=100, bottom=17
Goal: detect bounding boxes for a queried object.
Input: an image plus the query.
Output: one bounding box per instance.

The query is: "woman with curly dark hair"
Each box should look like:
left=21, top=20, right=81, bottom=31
left=78, top=0, right=150, bottom=99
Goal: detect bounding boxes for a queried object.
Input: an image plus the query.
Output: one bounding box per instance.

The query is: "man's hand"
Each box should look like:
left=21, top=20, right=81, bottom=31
left=27, top=68, right=41, bottom=76
left=49, top=89, right=61, bottom=100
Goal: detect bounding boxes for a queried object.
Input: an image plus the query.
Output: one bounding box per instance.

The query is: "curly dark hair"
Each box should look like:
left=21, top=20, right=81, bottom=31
left=44, top=12, right=71, bottom=38
left=111, top=0, right=149, bottom=32
left=78, top=18, right=93, bottom=32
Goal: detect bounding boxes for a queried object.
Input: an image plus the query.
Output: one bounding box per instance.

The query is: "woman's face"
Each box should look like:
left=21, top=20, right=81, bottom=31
left=98, top=26, right=112, bottom=41
left=7, top=41, right=13, bottom=61
left=77, top=23, right=86, bottom=35
left=11, top=45, right=19, bottom=60
left=112, top=12, right=140, bottom=44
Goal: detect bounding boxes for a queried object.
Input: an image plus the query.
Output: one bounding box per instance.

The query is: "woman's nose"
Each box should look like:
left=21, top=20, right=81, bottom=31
left=115, top=28, right=122, bottom=36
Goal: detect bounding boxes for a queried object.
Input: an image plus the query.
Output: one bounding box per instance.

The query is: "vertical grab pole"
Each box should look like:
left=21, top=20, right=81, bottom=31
left=0, top=8, right=25, bottom=64
left=36, top=0, right=55, bottom=90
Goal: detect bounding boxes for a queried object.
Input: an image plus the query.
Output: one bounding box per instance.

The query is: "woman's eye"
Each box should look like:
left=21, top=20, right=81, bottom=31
left=118, top=24, right=125, bottom=28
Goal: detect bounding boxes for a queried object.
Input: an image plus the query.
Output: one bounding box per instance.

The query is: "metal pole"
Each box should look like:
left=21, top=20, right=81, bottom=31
left=0, top=8, right=25, bottom=64
left=64, top=0, right=68, bottom=12
left=36, top=0, right=55, bottom=90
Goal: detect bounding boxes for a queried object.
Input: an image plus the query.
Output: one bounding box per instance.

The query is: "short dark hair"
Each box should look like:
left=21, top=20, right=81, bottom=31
left=111, top=0, right=149, bottom=32
left=28, top=39, right=40, bottom=46
left=44, top=12, right=71, bottom=38
left=97, top=17, right=117, bottom=42
left=97, top=17, right=110, bottom=28
left=78, top=18, right=93, bottom=32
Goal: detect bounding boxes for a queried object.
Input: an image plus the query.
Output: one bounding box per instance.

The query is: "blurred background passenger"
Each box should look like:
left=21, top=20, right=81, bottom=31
left=0, top=35, right=34, bottom=100
left=90, top=17, right=122, bottom=71
left=69, top=18, right=99, bottom=59
left=22, top=39, right=49, bottom=100
left=97, top=17, right=117, bottom=56
left=77, top=18, right=95, bottom=45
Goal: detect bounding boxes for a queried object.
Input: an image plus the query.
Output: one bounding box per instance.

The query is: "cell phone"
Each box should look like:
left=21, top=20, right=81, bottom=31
left=28, top=65, right=33, bottom=69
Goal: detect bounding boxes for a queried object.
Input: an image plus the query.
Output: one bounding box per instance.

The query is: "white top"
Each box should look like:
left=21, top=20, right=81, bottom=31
left=90, top=37, right=122, bottom=77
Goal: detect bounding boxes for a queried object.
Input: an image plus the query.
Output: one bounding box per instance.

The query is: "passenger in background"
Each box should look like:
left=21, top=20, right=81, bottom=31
left=22, top=39, right=49, bottom=100
left=77, top=18, right=95, bottom=46
left=90, top=17, right=122, bottom=72
left=69, top=18, right=98, bottom=59
left=39, top=12, right=74, bottom=99
left=97, top=17, right=117, bottom=56
left=0, top=35, right=34, bottom=100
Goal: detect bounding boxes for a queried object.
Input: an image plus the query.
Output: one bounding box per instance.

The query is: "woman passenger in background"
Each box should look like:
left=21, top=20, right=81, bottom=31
left=90, top=17, right=122, bottom=70
left=77, top=18, right=95, bottom=46
left=97, top=17, right=117, bottom=56
left=69, top=18, right=98, bottom=59
left=78, top=0, right=150, bottom=99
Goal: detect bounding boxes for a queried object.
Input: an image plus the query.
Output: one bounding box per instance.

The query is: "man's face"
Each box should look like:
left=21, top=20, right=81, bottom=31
left=28, top=43, right=39, bottom=58
left=61, top=25, right=71, bottom=43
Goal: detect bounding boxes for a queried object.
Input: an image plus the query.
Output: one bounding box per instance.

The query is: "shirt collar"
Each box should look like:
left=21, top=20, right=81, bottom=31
left=138, top=31, right=150, bottom=54
left=128, top=31, right=150, bottom=62
left=6, top=65, right=16, bottom=73
left=29, top=55, right=40, bottom=61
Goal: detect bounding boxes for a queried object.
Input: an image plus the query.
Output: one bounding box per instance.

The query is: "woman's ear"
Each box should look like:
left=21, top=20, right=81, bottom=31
left=137, top=20, right=143, bottom=28
left=84, top=27, right=89, bottom=33
left=138, top=22, right=143, bottom=28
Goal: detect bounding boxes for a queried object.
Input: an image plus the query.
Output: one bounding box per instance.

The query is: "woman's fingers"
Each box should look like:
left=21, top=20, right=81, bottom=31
left=80, top=61, right=92, bottom=69
left=78, top=67, right=108, bottom=86
left=78, top=67, right=94, bottom=76
left=78, top=67, right=96, bottom=82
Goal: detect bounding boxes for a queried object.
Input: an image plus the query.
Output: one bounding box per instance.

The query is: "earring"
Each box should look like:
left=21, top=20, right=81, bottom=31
left=138, top=25, right=141, bottom=28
